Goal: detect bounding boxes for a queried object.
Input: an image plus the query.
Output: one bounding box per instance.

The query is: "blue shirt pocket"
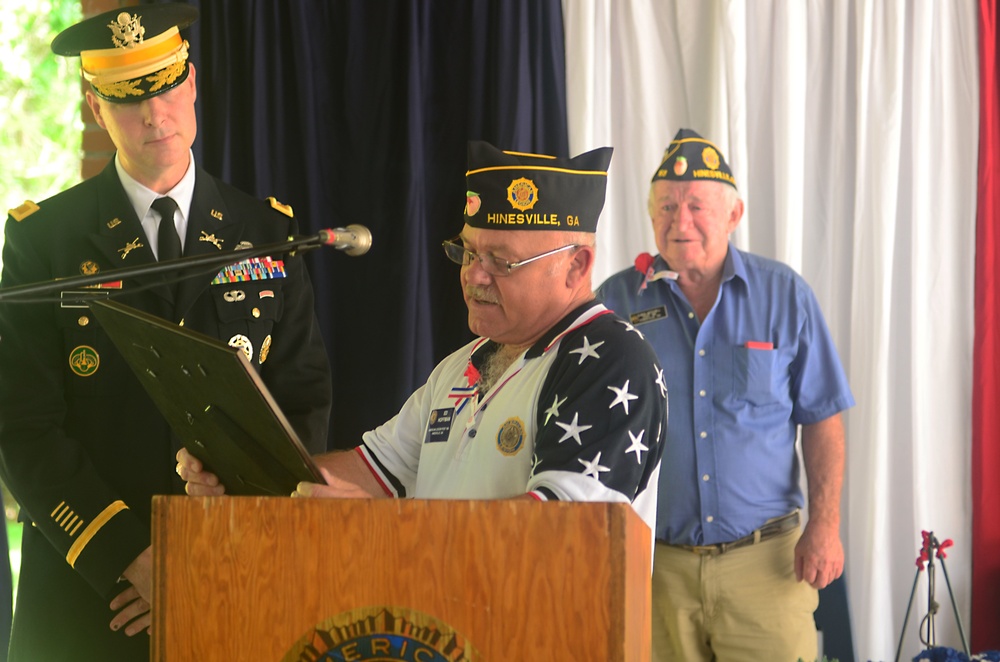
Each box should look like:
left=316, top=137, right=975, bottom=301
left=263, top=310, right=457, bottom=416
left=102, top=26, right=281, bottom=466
left=733, top=345, right=779, bottom=406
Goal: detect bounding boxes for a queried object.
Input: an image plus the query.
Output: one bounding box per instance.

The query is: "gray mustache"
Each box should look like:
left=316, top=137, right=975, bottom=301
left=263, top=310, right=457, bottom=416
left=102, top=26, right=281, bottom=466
left=465, top=286, right=499, bottom=304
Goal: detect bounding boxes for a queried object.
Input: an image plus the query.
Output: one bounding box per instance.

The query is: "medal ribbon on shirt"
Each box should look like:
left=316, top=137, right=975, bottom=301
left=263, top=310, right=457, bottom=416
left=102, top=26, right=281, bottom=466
left=446, top=360, right=481, bottom=415
left=211, top=257, right=287, bottom=284
left=448, top=385, right=478, bottom=415
left=634, top=252, right=678, bottom=292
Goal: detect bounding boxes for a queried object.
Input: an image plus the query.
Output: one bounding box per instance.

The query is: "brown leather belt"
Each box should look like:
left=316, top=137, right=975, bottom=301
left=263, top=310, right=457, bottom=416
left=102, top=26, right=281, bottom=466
left=672, top=511, right=801, bottom=556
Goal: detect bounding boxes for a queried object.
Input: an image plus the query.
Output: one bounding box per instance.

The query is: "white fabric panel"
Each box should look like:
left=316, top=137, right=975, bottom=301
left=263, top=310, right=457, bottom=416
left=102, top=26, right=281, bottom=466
left=564, top=0, right=979, bottom=659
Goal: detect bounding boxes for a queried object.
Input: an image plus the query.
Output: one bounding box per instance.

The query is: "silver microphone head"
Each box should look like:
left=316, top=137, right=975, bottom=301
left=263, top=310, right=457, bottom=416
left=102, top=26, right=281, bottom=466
left=342, top=224, right=372, bottom=256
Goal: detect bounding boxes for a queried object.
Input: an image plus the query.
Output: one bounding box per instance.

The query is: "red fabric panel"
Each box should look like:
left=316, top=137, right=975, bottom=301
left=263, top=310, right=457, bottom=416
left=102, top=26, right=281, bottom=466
left=973, top=0, right=1000, bottom=649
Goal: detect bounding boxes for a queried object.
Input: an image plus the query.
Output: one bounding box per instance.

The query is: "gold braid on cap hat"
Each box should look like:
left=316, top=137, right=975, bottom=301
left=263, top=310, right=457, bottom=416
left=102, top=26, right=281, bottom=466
left=82, top=25, right=190, bottom=100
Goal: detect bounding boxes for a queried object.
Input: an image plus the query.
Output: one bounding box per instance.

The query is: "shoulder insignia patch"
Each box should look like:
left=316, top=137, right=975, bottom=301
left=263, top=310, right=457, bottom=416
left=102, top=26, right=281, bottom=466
left=9, top=200, right=40, bottom=222
left=267, top=196, right=294, bottom=218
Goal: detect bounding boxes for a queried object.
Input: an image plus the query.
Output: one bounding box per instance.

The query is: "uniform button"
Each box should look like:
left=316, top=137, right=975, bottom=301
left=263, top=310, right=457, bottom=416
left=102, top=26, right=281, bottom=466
left=252, top=307, right=261, bottom=318
left=699, top=389, right=706, bottom=397
left=698, top=349, right=705, bottom=357
left=706, top=515, right=714, bottom=523
left=688, top=312, right=695, bottom=319
left=702, top=474, right=710, bottom=482
left=700, top=431, right=707, bottom=439
left=77, top=316, right=89, bottom=327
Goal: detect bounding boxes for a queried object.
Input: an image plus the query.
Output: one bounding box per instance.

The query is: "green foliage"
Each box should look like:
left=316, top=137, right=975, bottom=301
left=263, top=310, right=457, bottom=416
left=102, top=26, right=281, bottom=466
left=0, top=0, right=83, bottom=597
left=0, top=0, right=83, bottom=237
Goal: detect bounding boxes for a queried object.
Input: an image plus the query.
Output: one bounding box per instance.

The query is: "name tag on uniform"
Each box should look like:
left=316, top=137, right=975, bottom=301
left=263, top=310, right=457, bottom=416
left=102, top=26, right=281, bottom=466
left=630, top=305, right=667, bottom=325
left=425, top=407, right=455, bottom=444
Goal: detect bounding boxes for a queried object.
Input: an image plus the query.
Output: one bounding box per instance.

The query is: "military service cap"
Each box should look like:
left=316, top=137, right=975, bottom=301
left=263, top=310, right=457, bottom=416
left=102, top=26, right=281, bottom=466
left=652, top=128, right=737, bottom=189
left=51, top=3, right=198, bottom=103
left=463, top=141, right=613, bottom=233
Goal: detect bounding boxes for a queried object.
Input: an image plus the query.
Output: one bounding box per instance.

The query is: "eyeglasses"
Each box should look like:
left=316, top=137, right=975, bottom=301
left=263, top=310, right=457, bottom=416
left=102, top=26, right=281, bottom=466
left=441, top=236, right=580, bottom=277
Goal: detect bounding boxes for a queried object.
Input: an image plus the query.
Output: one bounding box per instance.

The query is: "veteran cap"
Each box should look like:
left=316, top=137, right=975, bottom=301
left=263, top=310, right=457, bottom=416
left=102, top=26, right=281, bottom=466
left=463, top=141, right=613, bottom=233
left=652, top=128, right=737, bottom=189
left=51, top=3, right=197, bottom=103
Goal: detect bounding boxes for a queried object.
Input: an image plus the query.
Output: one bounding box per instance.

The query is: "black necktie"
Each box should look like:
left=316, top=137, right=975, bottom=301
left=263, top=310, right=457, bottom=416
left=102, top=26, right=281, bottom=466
left=152, top=196, right=182, bottom=261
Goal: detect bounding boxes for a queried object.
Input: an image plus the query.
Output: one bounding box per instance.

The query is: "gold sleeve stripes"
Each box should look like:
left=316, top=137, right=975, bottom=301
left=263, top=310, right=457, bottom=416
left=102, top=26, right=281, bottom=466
left=55, top=500, right=130, bottom=568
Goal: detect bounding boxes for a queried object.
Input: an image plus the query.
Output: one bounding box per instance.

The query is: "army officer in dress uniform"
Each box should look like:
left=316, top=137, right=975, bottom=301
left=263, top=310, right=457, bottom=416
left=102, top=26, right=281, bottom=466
left=0, top=4, right=332, bottom=660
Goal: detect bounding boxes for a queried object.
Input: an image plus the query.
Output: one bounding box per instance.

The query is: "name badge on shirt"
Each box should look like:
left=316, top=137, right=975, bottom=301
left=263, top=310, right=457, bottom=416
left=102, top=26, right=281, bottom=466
left=425, top=407, right=455, bottom=444
left=630, top=305, right=667, bottom=326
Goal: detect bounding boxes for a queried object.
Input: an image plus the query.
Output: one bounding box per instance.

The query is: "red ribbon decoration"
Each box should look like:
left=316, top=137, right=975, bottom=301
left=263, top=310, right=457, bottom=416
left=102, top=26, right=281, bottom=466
left=914, top=530, right=955, bottom=569
left=634, top=252, right=655, bottom=291
left=463, top=362, right=480, bottom=388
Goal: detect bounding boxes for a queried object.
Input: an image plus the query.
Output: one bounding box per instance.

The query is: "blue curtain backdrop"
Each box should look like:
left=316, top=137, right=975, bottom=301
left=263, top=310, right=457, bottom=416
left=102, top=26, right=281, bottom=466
left=169, top=0, right=569, bottom=447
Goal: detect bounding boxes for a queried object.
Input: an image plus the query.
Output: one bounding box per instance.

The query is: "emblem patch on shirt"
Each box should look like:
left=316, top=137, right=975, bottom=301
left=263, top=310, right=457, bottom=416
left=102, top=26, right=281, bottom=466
left=496, top=416, right=525, bottom=456
left=425, top=408, right=454, bottom=444
left=259, top=335, right=272, bottom=364
left=629, top=305, right=667, bottom=326
left=69, top=346, right=99, bottom=377
left=228, top=334, right=253, bottom=361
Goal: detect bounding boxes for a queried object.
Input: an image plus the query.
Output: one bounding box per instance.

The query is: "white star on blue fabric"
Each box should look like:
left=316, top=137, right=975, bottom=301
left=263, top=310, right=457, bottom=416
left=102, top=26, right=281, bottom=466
left=544, top=394, right=567, bottom=425
left=578, top=451, right=610, bottom=480
left=625, top=429, right=648, bottom=464
left=607, top=379, right=639, bottom=415
left=555, top=412, right=592, bottom=445
left=530, top=452, right=542, bottom=474
left=655, top=364, right=668, bottom=399
left=569, top=336, right=604, bottom=365
left=616, top=318, right=645, bottom=339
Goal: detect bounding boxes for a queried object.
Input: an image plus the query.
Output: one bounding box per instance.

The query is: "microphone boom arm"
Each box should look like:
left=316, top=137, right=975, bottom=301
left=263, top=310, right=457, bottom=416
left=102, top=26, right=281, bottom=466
left=0, top=227, right=365, bottom=303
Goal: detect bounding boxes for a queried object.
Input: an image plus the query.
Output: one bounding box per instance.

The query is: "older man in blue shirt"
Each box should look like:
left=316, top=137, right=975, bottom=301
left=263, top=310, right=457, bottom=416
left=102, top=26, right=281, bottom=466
left=598, top=128, right=854, bottom=661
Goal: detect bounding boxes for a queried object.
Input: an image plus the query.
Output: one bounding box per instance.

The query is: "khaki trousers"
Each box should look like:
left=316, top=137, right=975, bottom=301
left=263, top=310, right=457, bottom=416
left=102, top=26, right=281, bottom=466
left=652, top=527, right=819, bottom=662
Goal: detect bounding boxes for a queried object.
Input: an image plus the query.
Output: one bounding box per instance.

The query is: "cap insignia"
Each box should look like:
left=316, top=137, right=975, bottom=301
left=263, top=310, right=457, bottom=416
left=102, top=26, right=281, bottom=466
left=702, top=147, right=720, bottom=170
left=506, top=178, right=538, bottom=212
left=464, top=190, right=481, bottom=217
left=108, top=12, right=145, bottom=49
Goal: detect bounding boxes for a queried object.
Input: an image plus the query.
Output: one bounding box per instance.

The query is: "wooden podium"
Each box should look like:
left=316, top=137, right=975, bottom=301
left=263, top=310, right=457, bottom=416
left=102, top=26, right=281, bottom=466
left=151, top=496, right=651, bottom=661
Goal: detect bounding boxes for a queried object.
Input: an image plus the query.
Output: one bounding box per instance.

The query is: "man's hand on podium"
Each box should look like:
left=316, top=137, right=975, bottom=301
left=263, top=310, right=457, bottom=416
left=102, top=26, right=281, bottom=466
left=292, top=466, right=374, bottom=499
left=175, top=447, right=392, bottom=499
left=176, top=448, right=226, bottom=496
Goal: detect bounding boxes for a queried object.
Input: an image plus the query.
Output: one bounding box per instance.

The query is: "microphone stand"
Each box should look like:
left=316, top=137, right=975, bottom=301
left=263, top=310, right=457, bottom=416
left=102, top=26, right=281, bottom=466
left=894, top=530, right=969, bottom=662
left=0, top=232, right=331, bottom=304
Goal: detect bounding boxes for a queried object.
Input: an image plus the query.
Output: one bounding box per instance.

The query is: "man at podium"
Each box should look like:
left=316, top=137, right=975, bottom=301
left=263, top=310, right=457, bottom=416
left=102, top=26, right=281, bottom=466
left=181, top=140, right=666, bottom=539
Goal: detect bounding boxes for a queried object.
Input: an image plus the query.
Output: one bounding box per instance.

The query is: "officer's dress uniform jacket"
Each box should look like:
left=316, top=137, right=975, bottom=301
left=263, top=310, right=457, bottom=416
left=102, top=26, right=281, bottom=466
left=0, top=161, right=332, bottom=660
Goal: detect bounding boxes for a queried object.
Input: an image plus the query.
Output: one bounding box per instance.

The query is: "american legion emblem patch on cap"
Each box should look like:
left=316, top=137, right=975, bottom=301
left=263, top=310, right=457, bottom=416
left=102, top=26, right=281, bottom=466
left=463, top=140, right=613, bottom=233
left=652, top=128, right=737, bottom=190
left=51, top=2, right=198, bottom=103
